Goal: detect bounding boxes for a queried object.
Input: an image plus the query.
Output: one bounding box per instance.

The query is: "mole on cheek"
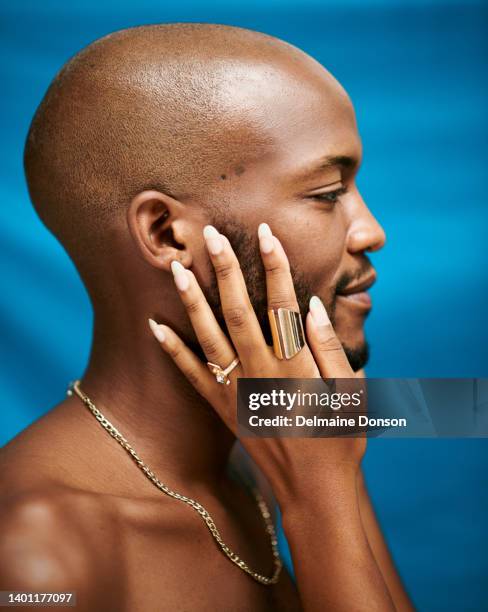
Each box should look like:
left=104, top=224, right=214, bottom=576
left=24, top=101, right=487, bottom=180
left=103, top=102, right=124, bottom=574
left=219, top=165, right=246, bottom=180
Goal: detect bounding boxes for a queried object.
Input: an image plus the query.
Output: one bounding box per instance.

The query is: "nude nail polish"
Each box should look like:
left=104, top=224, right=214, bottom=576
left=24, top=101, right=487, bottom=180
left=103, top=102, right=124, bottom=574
left=258, top=223, right=274, bottom=254
left=148, top=318, right=166, bottom=343
left=171, top=260, right=190, bottom=291
left=258, top=223, right=272, bottom=239
left=203, top=225, right=220, bottom=239
left=203, top=225, right=223, bottom=255
left=309, top=296, right=330, bottom=326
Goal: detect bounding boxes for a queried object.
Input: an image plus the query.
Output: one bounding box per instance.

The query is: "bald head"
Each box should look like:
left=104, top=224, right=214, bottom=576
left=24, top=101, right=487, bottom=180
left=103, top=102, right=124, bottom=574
left=24, top=24, right=331, bottom=262
left=24, top=23, right=379, bottom=371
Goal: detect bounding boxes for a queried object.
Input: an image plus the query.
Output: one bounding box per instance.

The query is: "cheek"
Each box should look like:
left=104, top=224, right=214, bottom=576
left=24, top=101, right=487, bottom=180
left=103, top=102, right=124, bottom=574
left=276, top=210, right=345, bottom=283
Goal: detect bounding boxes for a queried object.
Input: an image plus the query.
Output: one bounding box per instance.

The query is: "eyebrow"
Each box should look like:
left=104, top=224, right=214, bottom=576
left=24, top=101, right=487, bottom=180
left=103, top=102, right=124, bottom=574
left=293, top=154, right=359, bottom=182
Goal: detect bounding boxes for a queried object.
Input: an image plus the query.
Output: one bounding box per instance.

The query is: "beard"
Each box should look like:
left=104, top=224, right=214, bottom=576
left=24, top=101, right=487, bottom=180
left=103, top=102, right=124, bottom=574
left=191, top=218, right=370, bottom=373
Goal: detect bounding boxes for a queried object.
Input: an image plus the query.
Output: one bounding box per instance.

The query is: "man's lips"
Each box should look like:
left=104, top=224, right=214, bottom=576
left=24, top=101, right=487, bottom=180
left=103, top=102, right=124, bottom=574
left=337, top=271, right=377, bottom=296
left=336, top=271, right=377, bottom=311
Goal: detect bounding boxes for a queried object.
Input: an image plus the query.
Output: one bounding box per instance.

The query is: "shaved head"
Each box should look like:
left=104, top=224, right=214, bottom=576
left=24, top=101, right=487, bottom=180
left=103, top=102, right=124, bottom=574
left=25, top=23, right=382, bottom=372
left=24, top=24, right=325, bottom=268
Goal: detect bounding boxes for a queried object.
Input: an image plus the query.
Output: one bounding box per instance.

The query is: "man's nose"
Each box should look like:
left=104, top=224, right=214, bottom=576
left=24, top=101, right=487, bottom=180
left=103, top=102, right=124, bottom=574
left=345, top=195, right=386, bottom=254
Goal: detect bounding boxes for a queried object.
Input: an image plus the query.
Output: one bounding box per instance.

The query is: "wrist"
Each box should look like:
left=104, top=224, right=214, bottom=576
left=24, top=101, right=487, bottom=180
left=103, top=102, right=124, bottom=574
left=280, top=472, right=362, bottom=550
left=274, top=461, right=360, bottom=516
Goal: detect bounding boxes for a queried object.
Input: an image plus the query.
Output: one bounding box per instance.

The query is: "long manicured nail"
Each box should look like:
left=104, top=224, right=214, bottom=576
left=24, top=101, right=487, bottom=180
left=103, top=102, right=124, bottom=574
left=203, top=225, right=224, bottom=255
left=171, top=260, right=190, bottom=291
left=258, top=222, right=274, bottom=254
left=309, top=296, right=331, bottom=326
left=148, top=318, right=166, bottom=343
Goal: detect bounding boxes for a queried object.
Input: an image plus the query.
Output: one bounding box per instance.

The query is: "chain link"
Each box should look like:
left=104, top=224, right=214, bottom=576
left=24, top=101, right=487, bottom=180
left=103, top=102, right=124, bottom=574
left=67, top=380, right=282, bottom=586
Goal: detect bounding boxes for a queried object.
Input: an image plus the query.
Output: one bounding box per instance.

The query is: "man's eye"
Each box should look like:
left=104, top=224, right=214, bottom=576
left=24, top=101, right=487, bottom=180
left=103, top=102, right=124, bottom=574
left=310, top=186, right=348, bottom=204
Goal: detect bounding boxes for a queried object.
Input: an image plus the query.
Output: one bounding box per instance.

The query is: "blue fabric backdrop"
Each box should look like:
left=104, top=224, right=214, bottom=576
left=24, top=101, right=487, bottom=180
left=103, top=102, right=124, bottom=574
left=1, top=1, right=487, bottom=610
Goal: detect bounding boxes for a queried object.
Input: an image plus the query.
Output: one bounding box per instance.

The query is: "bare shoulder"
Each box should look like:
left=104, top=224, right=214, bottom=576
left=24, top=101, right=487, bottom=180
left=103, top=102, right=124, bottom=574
left=0, top=484, right=123, bottom=612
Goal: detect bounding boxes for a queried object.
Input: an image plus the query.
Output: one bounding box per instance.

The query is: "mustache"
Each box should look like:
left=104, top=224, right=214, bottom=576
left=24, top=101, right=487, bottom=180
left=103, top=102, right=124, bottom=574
left=334, top=257, right=374, bottom=295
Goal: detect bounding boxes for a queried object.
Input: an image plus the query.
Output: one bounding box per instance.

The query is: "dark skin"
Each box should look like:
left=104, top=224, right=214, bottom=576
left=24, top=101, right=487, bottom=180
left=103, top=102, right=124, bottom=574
left=0, top=24, right=413, bottom=612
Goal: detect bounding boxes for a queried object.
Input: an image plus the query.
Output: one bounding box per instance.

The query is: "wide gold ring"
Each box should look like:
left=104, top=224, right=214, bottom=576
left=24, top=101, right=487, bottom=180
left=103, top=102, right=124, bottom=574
left=207, top=356, right=240, bottom=385
left=268, top=308, right=305, bottom=360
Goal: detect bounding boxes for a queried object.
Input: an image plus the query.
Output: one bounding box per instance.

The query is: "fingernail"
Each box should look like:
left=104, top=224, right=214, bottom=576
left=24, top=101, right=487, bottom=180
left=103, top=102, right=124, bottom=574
left=203, top=225, right=223, bottom=255
left=258, top=223, right=272, bottom=239
left=148, top=318, right=166, bottom=343
left=203, top=225, right=220, bottom=239
left=171, top=260, right=190, bottom=291
left=258, top=223, right=274, bottom=254
left=309, top=296, right=330, bottom=326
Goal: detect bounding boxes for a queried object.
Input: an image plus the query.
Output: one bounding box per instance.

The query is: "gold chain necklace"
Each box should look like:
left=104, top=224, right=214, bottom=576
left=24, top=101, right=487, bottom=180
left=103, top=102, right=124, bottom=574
left=67, top=380, right=282, bottom=586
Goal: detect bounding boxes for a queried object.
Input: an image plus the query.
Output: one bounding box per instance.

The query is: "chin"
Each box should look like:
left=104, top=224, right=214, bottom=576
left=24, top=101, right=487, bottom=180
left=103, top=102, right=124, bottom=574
left=341, top=340, right=370, bottom=372
left=334, top=320, right=369, bottom=373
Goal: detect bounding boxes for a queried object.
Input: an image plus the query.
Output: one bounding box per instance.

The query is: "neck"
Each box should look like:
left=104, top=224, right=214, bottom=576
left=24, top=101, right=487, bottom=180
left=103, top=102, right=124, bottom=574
left=79, top=312, right=236, bottom=494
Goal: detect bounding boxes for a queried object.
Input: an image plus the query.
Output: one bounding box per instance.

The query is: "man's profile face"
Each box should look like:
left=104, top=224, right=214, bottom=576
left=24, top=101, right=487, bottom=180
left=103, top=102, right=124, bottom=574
left=23, top=24, right=384, bottom=373
left=196, top=64, right=386, bottom=372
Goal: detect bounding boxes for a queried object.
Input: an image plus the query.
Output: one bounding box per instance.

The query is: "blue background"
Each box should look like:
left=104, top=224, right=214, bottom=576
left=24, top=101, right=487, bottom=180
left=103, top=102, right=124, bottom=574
left=1, top=1, right=487, bottom=609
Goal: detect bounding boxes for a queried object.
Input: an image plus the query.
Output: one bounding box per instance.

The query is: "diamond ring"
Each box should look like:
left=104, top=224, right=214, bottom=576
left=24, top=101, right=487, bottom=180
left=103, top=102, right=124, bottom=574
left=206, top=357, right=240, bottom=385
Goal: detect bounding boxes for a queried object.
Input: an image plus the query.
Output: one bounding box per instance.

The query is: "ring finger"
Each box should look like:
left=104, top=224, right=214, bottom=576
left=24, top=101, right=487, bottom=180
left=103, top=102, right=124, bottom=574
left=170, top=260, right=238, bottom=370
left=203, top=225, right=269, bottom=363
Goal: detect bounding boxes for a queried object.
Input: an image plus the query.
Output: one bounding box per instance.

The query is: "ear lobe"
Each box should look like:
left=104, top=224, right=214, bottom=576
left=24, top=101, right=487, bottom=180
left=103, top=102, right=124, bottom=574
left=127, top=190, right=193, bottom=272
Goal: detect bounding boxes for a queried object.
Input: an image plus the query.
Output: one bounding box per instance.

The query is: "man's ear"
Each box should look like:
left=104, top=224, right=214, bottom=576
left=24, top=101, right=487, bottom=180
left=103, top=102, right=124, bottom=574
left=127, top=190, right=193, bottom=272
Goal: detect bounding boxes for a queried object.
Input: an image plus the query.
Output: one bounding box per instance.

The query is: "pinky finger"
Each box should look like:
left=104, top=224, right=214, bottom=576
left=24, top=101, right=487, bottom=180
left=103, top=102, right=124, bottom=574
left=148, top=318, right=214, bottom=400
